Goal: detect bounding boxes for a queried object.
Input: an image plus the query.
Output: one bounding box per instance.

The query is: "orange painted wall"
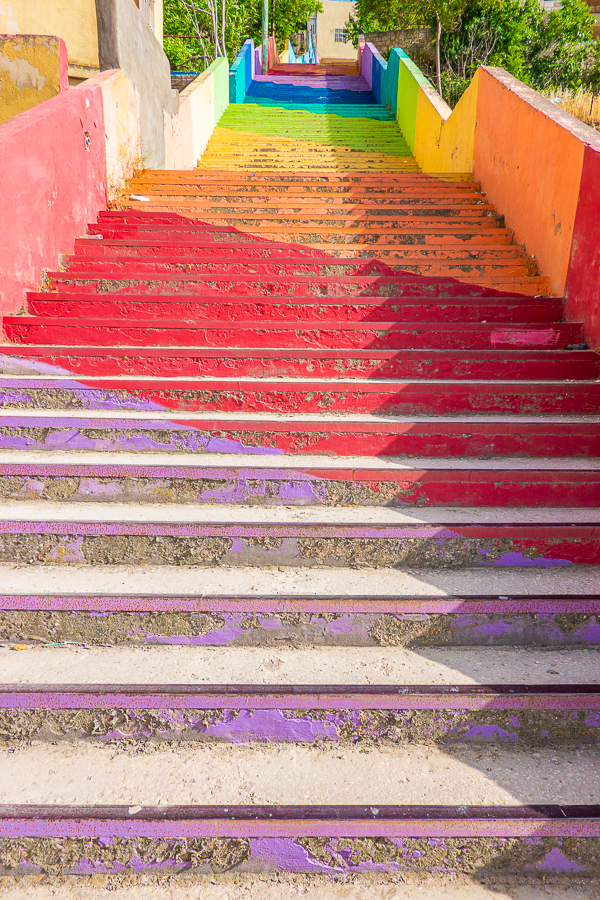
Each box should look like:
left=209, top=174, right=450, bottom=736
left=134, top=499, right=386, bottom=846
left=474, top=68, right=586, bottom=296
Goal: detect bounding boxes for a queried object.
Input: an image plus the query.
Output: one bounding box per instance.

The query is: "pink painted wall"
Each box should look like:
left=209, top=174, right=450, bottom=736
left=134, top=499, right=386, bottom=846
left=361, top=43, right=374, bottom=89
left=564, top=145, right=600, bottom=351
left=0, top=80, right=107, bottom=316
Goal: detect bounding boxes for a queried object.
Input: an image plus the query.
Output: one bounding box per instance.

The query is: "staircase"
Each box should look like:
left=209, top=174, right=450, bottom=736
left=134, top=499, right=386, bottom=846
left=0, top=72, right=599, bottom=887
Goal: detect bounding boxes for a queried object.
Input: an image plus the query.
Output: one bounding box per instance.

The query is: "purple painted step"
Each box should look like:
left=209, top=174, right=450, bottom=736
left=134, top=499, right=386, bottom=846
left=1, top=593, right=599, bottom=647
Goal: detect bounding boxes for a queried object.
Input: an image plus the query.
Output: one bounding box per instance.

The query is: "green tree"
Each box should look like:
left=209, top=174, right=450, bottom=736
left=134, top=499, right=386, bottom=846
left=164, top=0, right=321, bottom=70
left=349, top=0, right=597, bottom=103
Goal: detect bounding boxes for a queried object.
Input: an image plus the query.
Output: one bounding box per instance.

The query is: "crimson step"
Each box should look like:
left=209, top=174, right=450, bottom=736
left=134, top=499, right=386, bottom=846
left=3, top=319, right=582, bottom=350
left=1, top=458, right=599, bottom=507
left=2, top=592, right=599, bottom=646
left=3, top=376, right=600, bottom=416
left=0, top=683, right=598, bottom=746
left=0, top=805, right=597, bottom=876
left=27, top=292, right=562, bottom=325
left=1, top=346, right=596, bottom=380
left=0, top=512, right=598, bottom=566
left=62, top=256, right=536, bottom=279
left=47, top=270, right=527, bottom=298
left=1, top=412, right=599, bottom=456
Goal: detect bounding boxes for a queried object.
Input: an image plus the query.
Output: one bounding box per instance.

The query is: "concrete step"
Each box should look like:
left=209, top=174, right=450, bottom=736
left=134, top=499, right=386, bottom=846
left=2, top=587, right=600, bottom=647
left=0, top=877, right=593, bottom=900
left=1, top=741, right=595, bottom=804
left=4, top=318, right=583, bottom=350
left=2, top=409, right=600, bottom=456
left=0, top=682, right=598, bottom=746
left=0, top=744, right=596, bottom=874
left=1, top=451, right=598, bottom=507
left=2, top=345, right=596, bottom=381
left=0, top=500, right=598, bottom=568
left=2, top=375, right=600, bottom=416
left=27, top=291, right=562, bottom=325
left=2, top=561, right=598, bottom=596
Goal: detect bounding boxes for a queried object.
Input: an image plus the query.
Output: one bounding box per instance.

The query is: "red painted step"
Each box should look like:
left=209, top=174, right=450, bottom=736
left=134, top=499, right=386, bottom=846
left=27, top=292, right=562, bottom=324
left=73, top=238, right=531, bottom=262
left=1, top=345, right=596, bottom=381
left=2, top=412, right=598, bottom=457
left=3, top=318, right=583, bottom=350
left=10, top=376, right=600, bottom=416
left=63, top=256, right=537, bottom=279
left=1, top=460, right=598, bottom=507
left=48, top=270, right=534, bottom=299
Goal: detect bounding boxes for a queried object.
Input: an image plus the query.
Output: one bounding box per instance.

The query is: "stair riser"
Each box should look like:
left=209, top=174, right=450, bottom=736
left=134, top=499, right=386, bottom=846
left=74, top=242, right=531, bottom=261
left=1, top=418, right=599, bottom=457
left=0, top=705, right=597, bottom=747
left=2, top=349, right=596, bottom=381
left=48, top=273, right=527, bottom=299
left=28, top=298, right=560, bottom=325
left=0, top=524, right=598, bottom=567
left=121, top=190, right=486, bottom=202
left=88, top=225, right=515, bottom=245
left=62, top=260, right=535, bottom=279
left=0, top=832, right=596, bottom=876
left=115, top=206, right=496, bottom=219
left=2, top=605, right=600, bottom=646
left=2, top=470, right=599, bottom=508
left=125, top=213, right=499, bottom=229
left=4, top=383, right=600, bottom=416
left=4, top=323, right=581, bottom=350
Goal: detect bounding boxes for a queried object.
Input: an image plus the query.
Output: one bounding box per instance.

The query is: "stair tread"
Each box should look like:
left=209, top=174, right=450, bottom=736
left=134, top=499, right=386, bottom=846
left=1, top=450, right=599, bottom=470
left=0, top=500, right=598, bottom=523
left=1, top=564, right=598, bottom=597
left=0, top=645, right=597, bottom=685
left=0, top=742, right=596, bottom=806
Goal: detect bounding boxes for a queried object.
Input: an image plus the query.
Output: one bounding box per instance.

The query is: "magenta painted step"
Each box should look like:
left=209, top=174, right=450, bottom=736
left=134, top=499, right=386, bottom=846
left=2, top=413, right=599, bottom=457
left=2, top=461, right=599, bottom=507
left=3, top=319, right=583, bottom=350
left=4, top=376, right=600, bottom=415
left=2, top=593, right=600, bottom=646
left=0, top=804, right=597, bottom=839
left=28, top=292, right=562, bottom=324
left=2, top=346, right=596, bottom=381
left=0, top=518, right=599, bottom=567
left=2, top=683, right=598, bottom=711
left=0, top=813, right=597, bottom=874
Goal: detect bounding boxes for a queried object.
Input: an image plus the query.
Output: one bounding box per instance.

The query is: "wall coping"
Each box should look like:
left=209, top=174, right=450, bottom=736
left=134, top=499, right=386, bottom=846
left=482, top=67, right=600, bottom=152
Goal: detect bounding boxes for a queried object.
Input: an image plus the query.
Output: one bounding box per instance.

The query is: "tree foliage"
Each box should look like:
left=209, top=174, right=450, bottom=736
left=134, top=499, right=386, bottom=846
left=164, top=0, right=321, bottom=70
left=347, top=0, right=598, bottom=103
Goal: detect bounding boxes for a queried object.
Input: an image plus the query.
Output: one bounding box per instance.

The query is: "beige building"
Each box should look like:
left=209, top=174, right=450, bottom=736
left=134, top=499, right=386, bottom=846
left=0, top=0, right=163, bottom=83
left=316, top=0, right=357, bottom=61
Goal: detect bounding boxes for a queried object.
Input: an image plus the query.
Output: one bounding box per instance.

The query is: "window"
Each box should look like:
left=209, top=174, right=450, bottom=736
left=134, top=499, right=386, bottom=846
left=334, top=29, right=348, bottom=42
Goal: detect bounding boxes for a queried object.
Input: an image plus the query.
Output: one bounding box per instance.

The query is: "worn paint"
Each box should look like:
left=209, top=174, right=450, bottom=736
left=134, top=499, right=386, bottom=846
left=0, top=35, right=68, bottom=125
